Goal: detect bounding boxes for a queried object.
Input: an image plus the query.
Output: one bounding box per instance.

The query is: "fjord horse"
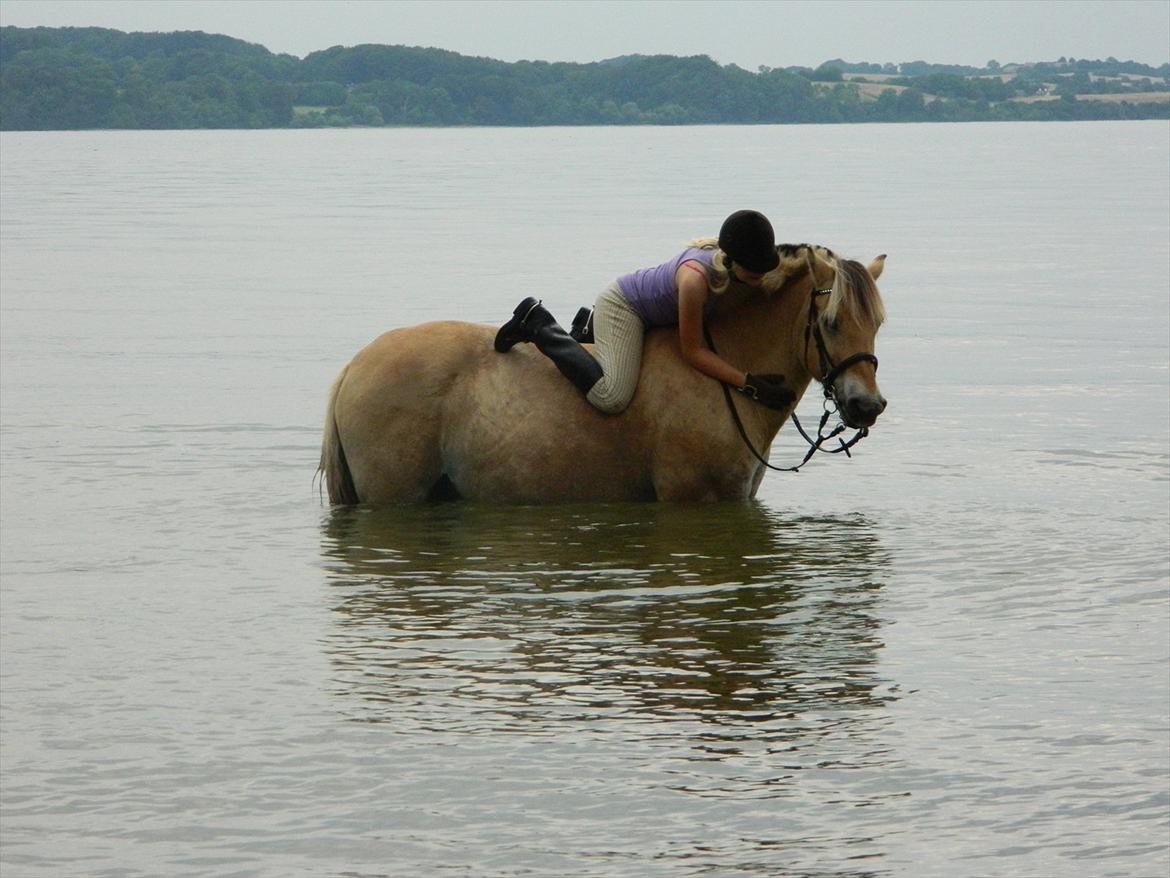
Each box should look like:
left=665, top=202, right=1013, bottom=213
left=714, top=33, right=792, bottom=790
left=319, top=245, right=886, bottom=505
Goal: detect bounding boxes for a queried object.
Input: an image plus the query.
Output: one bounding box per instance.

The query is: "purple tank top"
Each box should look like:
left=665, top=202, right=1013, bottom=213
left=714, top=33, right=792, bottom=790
left=616, top=247, right=716, bottom=326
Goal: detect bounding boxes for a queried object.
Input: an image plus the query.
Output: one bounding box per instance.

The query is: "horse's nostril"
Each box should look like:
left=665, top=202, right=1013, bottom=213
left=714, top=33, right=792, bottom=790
left=847, top=396, right=885, bottom=426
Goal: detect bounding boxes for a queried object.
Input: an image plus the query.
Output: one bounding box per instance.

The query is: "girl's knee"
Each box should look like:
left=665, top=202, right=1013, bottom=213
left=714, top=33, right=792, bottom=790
left=587, top=382, right=635, bottom=415
left=591, top=396, right=629, bottom=415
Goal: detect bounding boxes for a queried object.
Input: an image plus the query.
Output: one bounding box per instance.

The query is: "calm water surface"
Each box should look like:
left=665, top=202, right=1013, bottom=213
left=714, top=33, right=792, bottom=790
left=1, top=123, right=1168, bottom=877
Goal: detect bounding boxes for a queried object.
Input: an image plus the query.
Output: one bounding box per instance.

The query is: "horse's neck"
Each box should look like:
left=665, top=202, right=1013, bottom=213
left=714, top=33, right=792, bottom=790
left=708, top=283, right=811, bottom=388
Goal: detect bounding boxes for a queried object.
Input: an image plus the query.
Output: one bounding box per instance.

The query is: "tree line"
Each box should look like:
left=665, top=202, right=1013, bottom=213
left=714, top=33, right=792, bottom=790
left=1, top=26, right=1166, bottom=130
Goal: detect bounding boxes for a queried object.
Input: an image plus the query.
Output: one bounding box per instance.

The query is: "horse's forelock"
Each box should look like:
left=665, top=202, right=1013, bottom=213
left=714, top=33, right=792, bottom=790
left=765, top=246, right=884, bottom=329
left=824, top=258, right=885, bottom=328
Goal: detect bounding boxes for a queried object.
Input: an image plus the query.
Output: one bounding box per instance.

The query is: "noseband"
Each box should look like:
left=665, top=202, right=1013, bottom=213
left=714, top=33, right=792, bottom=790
left=708, top=285, right=879, bottom=474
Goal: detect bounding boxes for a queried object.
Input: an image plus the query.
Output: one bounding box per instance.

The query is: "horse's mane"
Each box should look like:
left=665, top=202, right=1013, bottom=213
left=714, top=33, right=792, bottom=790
left=768, top=243, right=885, bottom=328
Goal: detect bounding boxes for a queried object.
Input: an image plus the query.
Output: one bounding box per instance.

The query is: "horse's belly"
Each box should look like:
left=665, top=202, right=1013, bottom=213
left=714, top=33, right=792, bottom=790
left=442, top=357, right=653, bottom=503
left=443, top=418, right=654, bottom=503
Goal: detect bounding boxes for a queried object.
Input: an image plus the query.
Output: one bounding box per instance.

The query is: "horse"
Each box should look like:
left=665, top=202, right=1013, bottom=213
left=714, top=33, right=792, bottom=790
left=318, top=245, right=887, bottom=505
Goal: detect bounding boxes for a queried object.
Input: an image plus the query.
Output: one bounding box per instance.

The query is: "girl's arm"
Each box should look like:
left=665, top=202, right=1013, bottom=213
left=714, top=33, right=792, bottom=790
left=675, top=263, right=747, bottom=389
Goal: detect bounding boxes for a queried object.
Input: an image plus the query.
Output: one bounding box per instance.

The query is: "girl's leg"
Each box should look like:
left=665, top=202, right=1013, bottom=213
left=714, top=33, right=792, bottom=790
left=585, top=282, right=645, bottom=414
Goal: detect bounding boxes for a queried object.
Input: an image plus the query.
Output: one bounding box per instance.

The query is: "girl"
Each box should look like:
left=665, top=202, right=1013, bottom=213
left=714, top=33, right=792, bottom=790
left=494, top=209, right=793, bottom=413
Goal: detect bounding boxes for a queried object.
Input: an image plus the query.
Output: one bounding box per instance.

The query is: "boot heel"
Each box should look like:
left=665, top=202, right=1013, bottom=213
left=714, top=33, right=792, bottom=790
left=494, top=297, right=541, bottom=352
left=569, top=306, right=594, bottom=344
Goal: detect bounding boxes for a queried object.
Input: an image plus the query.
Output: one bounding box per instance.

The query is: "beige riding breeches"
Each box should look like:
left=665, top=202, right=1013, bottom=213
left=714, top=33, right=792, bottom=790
left=585, top=281, right=648, bottom=414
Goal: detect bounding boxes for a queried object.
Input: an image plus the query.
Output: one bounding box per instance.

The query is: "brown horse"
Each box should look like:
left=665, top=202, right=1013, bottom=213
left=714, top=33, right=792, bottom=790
left=319, top=245, right=887, bottom=504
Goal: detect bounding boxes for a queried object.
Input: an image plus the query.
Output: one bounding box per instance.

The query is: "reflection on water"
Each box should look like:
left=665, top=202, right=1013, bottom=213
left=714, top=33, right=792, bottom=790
left=320, top=503, right=896, bottom=759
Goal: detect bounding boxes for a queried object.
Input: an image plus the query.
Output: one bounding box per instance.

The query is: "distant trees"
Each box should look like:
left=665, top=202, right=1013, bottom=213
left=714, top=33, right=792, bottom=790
left=0, top=27, right=294, bottom=128
left=1, top=25, right=1166, bottom=130
left=808, top=64, right=843, bottom=82
left=889, top=72, right=1013, bottom=102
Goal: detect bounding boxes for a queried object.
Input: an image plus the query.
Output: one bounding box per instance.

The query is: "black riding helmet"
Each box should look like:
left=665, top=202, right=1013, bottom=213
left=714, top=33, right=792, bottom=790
left=718, top=210, right=780, bottom=274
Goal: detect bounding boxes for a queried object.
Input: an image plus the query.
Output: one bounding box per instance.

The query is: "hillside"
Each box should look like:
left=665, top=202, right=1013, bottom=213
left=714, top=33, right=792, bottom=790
left=1, top=26, right=1166, bottom=130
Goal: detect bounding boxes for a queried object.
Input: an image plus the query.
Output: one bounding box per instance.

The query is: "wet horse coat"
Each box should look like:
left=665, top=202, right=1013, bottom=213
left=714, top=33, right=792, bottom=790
left=320, top=246, right=886, bottom=505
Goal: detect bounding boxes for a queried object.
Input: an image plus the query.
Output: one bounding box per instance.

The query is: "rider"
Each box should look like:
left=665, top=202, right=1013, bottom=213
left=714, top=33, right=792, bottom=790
left=493, top=209, right=793, bottom=414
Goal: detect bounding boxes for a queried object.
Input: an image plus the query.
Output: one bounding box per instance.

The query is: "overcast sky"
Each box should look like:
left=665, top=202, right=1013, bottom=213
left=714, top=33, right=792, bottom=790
left=1, top=0, right=1167, bottom=69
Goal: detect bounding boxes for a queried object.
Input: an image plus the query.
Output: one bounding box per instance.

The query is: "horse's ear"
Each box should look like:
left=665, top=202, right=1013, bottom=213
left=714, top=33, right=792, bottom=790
left=867, top=254, right=887, bottom=280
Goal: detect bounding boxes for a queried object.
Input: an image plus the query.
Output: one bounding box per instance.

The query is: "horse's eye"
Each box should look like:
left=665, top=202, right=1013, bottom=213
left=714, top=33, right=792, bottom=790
left=824, top=317, right=839, bottom=333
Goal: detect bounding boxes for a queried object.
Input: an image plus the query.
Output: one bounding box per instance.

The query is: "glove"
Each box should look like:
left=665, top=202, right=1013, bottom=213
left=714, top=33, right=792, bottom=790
left=737, top=373, right=794, bottom=410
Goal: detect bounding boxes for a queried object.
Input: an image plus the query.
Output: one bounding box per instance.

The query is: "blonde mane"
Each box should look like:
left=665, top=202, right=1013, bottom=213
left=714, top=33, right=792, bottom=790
left=683, top=239, right=884, bottom=328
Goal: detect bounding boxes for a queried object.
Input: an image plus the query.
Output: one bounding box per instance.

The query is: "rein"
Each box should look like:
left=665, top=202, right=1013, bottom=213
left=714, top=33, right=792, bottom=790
left=706, top=285, right=878, bottom=474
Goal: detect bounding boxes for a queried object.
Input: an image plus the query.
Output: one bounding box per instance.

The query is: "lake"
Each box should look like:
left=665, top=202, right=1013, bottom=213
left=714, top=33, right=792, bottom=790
left=1, top=122, right=1168, bottom=878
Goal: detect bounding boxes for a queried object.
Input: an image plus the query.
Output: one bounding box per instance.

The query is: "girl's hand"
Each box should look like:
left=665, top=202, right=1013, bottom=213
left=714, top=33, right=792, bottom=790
left=737, top=373, right=794, bottom=410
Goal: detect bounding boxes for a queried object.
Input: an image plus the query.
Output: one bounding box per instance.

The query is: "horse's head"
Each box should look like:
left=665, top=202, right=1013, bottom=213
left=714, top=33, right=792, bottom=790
left=802, top=250, right=888, bottom=429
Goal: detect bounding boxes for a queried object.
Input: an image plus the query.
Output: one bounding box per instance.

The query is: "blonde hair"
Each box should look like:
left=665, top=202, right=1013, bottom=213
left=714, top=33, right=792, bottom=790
left=685, top=237, right=731, bottom=293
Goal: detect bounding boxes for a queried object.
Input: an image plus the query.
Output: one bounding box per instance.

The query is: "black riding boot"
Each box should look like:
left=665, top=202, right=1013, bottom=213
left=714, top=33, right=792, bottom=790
left=569, top=306, right=594, bottom=344
left=494, top=298, right=603, bottom=395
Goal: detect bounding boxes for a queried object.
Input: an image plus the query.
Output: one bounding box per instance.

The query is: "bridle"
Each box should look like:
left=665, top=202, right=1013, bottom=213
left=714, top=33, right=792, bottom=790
left=806, top=287, right=879, bottom=400
left=708, top=283, right=879, bottom=474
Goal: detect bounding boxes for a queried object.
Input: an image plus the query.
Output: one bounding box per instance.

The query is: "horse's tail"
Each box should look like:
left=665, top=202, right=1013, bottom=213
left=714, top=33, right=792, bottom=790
left=318, top=365, right=360, bottom=506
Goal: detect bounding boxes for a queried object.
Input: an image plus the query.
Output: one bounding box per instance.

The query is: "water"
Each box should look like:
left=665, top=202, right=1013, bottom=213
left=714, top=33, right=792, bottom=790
left=1, top=123, right=1167, bottom=877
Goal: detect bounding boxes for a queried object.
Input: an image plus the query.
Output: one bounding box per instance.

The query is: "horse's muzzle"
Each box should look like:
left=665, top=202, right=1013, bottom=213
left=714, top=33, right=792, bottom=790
left=841, top=394, right=887, bottom=429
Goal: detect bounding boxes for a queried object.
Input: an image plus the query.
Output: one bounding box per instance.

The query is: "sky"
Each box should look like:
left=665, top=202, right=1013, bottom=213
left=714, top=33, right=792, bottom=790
left=0, top=0, right=1167, bottom=69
